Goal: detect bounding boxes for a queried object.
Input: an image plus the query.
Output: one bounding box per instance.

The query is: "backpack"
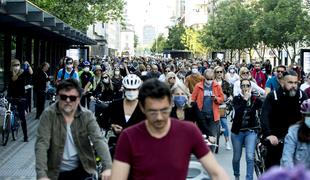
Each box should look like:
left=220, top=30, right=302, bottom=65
left=61, top=68, right=75, bottom=80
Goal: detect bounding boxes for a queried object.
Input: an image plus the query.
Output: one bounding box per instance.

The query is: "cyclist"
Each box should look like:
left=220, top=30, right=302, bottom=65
left=106, top=74, right=145, bottom=155
left=7, top=59, right=33, bottom=142
left=111, top=79, right=229, bottom=180
left=35, top=79, right=111, bottom=180
left=78, top=60, right=94, bottom=107
left=231, top=79, right=263, bottom=180
left=261, top=70, right=307, bottom=169
left=56, top=57, right=79, bottom=84
left=280, top=99, right=310, bottom=169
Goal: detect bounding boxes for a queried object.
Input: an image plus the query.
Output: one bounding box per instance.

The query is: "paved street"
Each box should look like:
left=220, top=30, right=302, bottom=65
left=0, top=110, right=254, bottom=180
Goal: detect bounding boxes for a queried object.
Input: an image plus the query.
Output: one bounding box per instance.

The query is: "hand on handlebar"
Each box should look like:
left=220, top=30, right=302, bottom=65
left=112, top=124, right=123, bottom=134
left=266, top=135, right=279, bottom=146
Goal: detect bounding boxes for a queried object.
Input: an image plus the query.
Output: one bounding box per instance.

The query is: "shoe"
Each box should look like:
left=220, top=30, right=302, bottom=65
left=225, top=142, right=231, bottom=150
left=24, top=137, right=28, bottom=142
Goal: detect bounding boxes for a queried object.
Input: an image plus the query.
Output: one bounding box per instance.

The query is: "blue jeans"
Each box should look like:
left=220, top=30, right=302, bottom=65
left=231, top=130, right=257, bottom=180
left=220, top=117, right=229, bottom=138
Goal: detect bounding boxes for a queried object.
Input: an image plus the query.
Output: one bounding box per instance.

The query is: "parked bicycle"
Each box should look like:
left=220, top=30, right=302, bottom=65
left=1, top=97, right=21, bottom=146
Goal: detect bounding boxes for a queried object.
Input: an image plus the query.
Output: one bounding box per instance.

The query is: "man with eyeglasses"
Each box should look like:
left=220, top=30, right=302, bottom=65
left=35, top=79, right=112, bottom=180
left=111, top=79, right=229, bottom=180
left=265, top=65, right=286, bottom=94
left=261, top=70, right=307, bottom=170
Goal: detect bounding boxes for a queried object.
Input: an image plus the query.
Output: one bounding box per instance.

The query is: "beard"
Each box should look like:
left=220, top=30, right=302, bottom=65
left=288, top=89, right=297, bottom=97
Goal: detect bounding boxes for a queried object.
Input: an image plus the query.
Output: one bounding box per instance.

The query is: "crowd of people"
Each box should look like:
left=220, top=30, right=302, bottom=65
left=6, top=55, right=310, bottom=180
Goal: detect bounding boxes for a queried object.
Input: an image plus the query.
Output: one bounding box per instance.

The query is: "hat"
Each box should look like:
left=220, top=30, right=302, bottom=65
left=93, top=65, right=102, bottom=71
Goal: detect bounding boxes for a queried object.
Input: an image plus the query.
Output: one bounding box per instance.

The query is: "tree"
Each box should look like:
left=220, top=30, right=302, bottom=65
left=181, top=27, right=208, bottom=57
left=151, top=34, right=167, bottom=53
left=165, top=24, right=186, bottom=50
left=256, top=0, right=310, bottom=61
left=30, top=0, right=125, bottom=31
left=200, top=0, right=257, bottom=61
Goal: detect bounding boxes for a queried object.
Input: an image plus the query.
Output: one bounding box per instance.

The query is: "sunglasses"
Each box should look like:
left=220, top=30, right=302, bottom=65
left=102, top=76, right=109, bottom=79
left=13, top=64, right=20, bottom=66
left=168, top=77, right=176, bottom=80
left=242, top=71, right=249, bottom=75
left=277, top=70, right=284, bottom=73
left=241, top=84, right=251, bottom=88
left=59, top=94, right=78, bottom=102
left=215, top=71, right=223, bottom=74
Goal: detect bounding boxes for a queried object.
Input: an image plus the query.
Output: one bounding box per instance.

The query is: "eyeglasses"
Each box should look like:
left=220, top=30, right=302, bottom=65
left=59, top=94, right=78, bottom=102
left=241, top=84, right=251, bottom=88
left=168, top=77, right=176, bottom=80
left=277, top=70, right=284, bottom=73
left=13, top=64, right=20, bottom=66
left=102, top=76, right=109, bottom=79
left=242, top=71, right=249, bottom=75
left=206, top=78, right=213, bottom=80
left=145, top=107, right=171, bottom=118
left=215, top=71, right=223, bottom=74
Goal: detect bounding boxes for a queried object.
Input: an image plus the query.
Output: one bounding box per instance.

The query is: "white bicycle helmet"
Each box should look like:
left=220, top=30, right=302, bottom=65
left=122, top=74, right=142, bottom=89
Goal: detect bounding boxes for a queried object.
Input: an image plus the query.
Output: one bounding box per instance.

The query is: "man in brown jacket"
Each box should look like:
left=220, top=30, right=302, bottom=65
left=35, top=79, right=112, bottom=180
left=185, top=63, right=204, bottom=93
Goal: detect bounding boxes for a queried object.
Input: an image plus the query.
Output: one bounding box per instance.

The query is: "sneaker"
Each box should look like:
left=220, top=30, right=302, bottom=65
left=225, top=142, right=231, bottom=150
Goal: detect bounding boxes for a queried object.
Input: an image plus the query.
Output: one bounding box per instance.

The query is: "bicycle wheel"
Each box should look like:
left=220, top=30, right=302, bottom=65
left=2, top=114, right=11, bottom=146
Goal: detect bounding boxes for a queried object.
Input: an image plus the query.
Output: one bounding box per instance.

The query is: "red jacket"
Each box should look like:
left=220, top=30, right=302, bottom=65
left=191, top=80, right=224, bottom=121
left=251, top=69, right=266, bottom=89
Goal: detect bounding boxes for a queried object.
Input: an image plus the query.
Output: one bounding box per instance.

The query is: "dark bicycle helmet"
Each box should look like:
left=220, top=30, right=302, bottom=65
left=82, top=60, right=91, bottom=67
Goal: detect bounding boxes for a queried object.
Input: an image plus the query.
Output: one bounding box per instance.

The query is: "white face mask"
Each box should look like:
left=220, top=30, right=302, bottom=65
left=229, top=69, right=235, bottom=73
left=206, top=80, right=213, bottom=85
left=125, top=90, right=139, bottom=101
left=192, top=68, right=199, bottom=74
left=115, top=71, right=120, bottom=75
left=66, top=64, right=73, bottom=69
left=305, top=117, right=310, bottom=128
left=13, top=66, right=20, bottom=71
left=102, top=79, right=109, bottom=84
left=84, top=67, right=90, bottom=72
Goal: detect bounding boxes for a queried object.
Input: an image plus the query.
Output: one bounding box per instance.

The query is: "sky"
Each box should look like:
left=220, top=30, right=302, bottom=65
left=126, top=0, right=175, bottom=42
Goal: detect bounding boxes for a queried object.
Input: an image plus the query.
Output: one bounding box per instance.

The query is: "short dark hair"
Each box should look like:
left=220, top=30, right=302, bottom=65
left=240, top=78, right=251, bottom=86
left=283, top=69, right=298, bottom=77
left=277, top=65, right=286, bottom=71
left=56, top=79, right=83, bottom=97
left=138, top=79, right=171, bottom=108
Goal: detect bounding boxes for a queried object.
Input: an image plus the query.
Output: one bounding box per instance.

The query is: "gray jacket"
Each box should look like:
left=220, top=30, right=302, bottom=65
left=281, top=124, right=310, bottom=169
left=35, top=102, right=112, bottom=180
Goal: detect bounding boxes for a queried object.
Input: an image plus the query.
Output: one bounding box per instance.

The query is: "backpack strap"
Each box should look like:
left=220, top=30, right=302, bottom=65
left=273, top=90, right=278, bottom=101
left=69, top=69, right=75, bottom=78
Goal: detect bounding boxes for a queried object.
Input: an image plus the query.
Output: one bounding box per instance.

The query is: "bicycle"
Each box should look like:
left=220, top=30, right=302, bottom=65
left=1, top=97, right=20, bottom=146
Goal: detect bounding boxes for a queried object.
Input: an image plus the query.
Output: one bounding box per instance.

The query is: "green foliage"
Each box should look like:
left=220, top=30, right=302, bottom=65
left=30, top=0, right=125, bottom=32
left=181, top=27, right=208, bottom=56
left=165, top=24, right=186, bottom=50
left=151, top=34, right=167, bottom=53
left=200, top=0, right=257, bottom=51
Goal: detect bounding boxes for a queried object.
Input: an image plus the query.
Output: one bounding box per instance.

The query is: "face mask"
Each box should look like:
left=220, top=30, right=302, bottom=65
left=125, top=90, right=139, bottom=101
left=66, top=64, right=73, bottom=69
left=13, top=66, right=20, bottom=71
left=205, top=80, right=213, bottom=85
left=173, top=95, right=187, bottom=108
left=192, top=68, right=199, bottom=74
left=229, top=69, right=235, bottom=73
left=84, top=67, right=90, bottom=72
left=115, top=71, right=120, bottom=75
left=102, top=79, right=109, bottom=84
left=305, top=117, right=310, bottom=128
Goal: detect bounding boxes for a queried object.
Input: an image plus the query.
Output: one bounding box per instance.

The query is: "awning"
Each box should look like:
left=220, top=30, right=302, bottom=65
left=0, top=0, right=97, bottom=45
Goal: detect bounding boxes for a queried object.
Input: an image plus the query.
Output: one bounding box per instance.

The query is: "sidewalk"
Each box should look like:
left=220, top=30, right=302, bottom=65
left=0, top=110, right=37, bottom=180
